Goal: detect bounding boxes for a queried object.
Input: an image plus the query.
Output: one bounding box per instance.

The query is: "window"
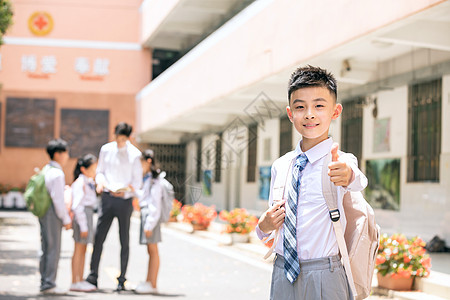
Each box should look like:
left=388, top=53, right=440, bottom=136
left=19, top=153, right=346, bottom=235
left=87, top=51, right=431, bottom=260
left=196, top=139, right=202, bottom=182
left=247, top=124, right=257, bottom=182
left=215, top=134, right=222, bottom=183
left=144, top=143, right=186, bottom=202
left=341, top=98, right=363, bottom=166
left=279, top=116, right=292, bottom=156
left=407, top=79, right=441, bottom=182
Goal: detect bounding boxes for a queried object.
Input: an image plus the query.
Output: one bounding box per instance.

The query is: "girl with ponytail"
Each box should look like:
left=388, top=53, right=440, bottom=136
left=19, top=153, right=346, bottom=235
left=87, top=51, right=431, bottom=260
left=135, top=149, right=163, bottom=294
left=70, top=154, right=98, bottom=292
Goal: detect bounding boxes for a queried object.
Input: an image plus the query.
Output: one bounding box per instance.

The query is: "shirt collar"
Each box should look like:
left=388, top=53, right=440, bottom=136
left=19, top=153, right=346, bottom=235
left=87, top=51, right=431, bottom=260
left=294, top=137, right=333, bottom=164
left=49, top=160, right=62, bottom=169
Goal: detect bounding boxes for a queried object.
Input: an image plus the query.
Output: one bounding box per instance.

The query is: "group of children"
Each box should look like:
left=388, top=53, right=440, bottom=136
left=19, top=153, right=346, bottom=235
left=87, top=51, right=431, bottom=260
left=38, top=65, right=369, bottom=300
left=39, top=137, right=163, bottom=295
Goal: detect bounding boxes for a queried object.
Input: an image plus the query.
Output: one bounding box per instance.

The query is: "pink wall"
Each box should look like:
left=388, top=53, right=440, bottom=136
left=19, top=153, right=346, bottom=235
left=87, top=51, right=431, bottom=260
left=8, top=0, right=142, bottom=42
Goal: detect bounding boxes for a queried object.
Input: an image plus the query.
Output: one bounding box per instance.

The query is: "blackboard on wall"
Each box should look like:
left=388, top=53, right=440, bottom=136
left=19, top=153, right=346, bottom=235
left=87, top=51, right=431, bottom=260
left=5, top=97, right=55, bottom=148
left=60, top=109, right=109, bottom=158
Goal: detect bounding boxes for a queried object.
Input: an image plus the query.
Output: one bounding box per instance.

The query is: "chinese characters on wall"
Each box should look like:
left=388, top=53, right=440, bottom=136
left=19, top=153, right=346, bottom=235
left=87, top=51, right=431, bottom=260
left=19, top=54, right=110, bottom=80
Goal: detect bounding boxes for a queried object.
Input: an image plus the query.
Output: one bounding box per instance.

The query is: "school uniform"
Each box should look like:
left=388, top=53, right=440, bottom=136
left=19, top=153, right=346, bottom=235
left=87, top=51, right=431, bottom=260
left=137, top=173, right=163, bottom=244
left=39, top=161, right=72, bottom=292
left=71, top=174, right=97, bottom=244
left=256, top=138, right=368, bottom=300
left=87, top=141, right=142, bottom=286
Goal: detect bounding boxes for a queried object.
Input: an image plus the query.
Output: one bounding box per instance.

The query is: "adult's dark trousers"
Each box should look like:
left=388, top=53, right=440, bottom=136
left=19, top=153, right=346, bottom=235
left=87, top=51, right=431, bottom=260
left=88, top=192, right=133, bottom=284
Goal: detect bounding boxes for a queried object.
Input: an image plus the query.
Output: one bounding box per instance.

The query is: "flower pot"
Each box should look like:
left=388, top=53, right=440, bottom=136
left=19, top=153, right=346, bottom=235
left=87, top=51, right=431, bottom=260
left=192, top=223, right=208, bottom=231
left=230, top=233, right=249, bottom=243
left=377, top=273, right=414, bottom=291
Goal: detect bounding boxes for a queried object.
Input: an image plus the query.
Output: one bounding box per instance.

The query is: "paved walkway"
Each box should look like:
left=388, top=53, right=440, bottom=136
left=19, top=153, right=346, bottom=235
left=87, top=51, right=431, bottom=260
left=1, top=210, right=449, bottom=299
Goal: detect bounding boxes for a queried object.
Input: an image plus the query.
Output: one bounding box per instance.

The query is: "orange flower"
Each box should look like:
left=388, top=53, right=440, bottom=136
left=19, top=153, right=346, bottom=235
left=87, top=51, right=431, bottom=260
left=376, top=255, right=386, bottom=265
left=219, top=208, right=258, bottom=234
left=376, top=233, right=431, bottom=278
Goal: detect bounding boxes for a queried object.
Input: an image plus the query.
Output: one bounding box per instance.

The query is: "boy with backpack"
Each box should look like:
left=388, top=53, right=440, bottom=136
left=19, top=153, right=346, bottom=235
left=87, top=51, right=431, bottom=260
left=256, top=66, right=369, bottom=300
left=38, top=139, right=72, bottom=294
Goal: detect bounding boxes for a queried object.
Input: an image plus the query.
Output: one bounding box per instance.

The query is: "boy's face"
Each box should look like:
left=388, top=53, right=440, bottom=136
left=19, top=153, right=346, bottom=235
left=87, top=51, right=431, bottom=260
left=286, top=86, right=342, bottom=149
left=53, top=150, right=69, bottom=167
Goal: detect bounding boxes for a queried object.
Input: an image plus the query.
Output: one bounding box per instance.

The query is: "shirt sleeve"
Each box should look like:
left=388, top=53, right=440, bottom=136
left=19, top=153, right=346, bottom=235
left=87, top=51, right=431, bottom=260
left=339, top=153, right=368, bottom=192
left=256, top=224, right=271, bottom=239
left=71, top=178, right=88, bottom=232
left=49, top=171, right=72, bottom=225
left=95, top=146, right=107, bottom=187
left=144, top=181, right=162, bottom=231
left=125, top=154, right=143, bottom=199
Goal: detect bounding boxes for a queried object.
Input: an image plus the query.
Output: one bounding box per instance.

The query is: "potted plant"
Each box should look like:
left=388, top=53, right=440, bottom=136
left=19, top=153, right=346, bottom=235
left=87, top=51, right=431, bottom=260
left=219, top=208, right=258, bottom=243
left=376, top=233, right=431, bottom=291
left=169, top=199, right=182, bottom=222
left=182, top=202, right=217, bottom=231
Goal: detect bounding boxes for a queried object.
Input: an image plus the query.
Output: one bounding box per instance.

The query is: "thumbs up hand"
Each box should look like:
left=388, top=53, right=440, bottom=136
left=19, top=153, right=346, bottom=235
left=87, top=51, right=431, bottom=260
left=328, top=143, right=353, bottom=187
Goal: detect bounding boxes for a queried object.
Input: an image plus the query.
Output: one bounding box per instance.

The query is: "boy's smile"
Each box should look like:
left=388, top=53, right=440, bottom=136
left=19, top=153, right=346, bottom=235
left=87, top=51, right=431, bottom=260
left=286, top=86, right=342, bottom=151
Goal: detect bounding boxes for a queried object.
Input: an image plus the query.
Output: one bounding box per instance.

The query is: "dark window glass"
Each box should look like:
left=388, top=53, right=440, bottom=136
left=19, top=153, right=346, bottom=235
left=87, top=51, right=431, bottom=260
left=247, top=124, right=257, bottom=182
left=407, top=78, right=441, bottom=182
left=279, top=116, right=292, bottom=156
left=341, top=98, right=363, bottom=166
left=215, top=134, right=222, bottom=183
left=196, top=139, right=202, bottom=183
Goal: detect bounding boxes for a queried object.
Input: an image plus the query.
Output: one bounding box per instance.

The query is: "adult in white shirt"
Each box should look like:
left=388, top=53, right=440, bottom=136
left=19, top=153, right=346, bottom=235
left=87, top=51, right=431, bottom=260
left=86, top=123, right=143, bottom=292
left=40, top=139, right=72, bottom=295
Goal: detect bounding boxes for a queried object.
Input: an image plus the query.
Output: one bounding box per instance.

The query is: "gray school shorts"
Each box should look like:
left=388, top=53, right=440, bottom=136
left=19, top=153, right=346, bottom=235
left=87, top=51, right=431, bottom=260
left=139, top=207, right=162, bottom=245
left=270, top=254, right=353, bottom=300
left=72, top=206, right=95, bottom=244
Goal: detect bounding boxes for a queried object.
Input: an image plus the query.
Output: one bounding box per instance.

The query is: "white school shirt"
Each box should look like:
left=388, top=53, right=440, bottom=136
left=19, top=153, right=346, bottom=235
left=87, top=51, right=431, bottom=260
left=95, top=141, right=143, bottom=199
left=71, top=174, right=97, bottom=232
left=136, top=173, right=163, bottom=231
left=44, top=161, right=72, bottom=225
left=256, top=138, right=368, bottom=260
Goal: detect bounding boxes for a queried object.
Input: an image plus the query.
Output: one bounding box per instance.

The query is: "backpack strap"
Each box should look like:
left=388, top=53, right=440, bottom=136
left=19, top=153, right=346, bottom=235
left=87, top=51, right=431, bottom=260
left=263, top=155, right=296, bottom=259
left=321, top=153, right=357, bottom=299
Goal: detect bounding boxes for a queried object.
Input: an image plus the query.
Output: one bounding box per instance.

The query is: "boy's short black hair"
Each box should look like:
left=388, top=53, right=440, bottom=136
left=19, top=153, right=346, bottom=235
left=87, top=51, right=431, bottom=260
left=114, top=122, right=133, bottom=137
left=288, top=65, right=337, bottom=104
left=46, top=138, right=68, bottom=159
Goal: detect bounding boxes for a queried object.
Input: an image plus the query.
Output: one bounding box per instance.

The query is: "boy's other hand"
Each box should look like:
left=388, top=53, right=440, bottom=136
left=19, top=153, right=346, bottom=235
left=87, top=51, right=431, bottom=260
left=64, top=223, right=72, bottom=230
left=258, top=200, right=286, bottom=234
left=328, top=143, right=353, bottom=187
left=80, top=231, right=88, bottom=238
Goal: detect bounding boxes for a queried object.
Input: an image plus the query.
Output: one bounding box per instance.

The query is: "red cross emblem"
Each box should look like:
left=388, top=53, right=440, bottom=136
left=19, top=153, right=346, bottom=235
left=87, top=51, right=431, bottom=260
left=28, top=12, right=54, bottom=36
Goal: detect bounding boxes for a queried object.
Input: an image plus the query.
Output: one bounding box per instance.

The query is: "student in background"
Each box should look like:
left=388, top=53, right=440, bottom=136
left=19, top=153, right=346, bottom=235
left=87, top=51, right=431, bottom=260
left=70, top=154, right=98, bottom=292
left=39, top=139, right=72, bottom=295
left=135, top=149, right=163, bottom=294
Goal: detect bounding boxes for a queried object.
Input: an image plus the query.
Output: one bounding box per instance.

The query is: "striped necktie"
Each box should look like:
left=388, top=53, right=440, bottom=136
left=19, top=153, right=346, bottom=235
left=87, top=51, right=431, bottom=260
left=283, top=153, right=308, bottom=283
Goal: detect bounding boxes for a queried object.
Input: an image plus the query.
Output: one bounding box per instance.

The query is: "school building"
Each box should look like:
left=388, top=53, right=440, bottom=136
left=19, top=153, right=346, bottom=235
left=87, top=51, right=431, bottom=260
left=136, top=0, right=450, bottom=244
left=0, top=0, right=150, bottom=186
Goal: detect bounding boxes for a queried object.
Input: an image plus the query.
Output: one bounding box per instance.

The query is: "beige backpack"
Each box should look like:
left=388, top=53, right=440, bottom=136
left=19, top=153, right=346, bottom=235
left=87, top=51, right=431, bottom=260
left=321, top=152, right=380, bottom=300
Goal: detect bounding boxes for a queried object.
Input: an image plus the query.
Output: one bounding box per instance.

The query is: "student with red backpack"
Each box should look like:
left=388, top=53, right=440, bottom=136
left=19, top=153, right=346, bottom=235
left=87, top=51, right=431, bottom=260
left=256, top=66, right=372, bottom=300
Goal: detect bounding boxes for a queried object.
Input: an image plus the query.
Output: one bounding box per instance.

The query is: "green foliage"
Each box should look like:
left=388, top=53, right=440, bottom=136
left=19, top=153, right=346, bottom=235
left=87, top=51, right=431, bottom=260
left=0, top=0, right=13, bottom=46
